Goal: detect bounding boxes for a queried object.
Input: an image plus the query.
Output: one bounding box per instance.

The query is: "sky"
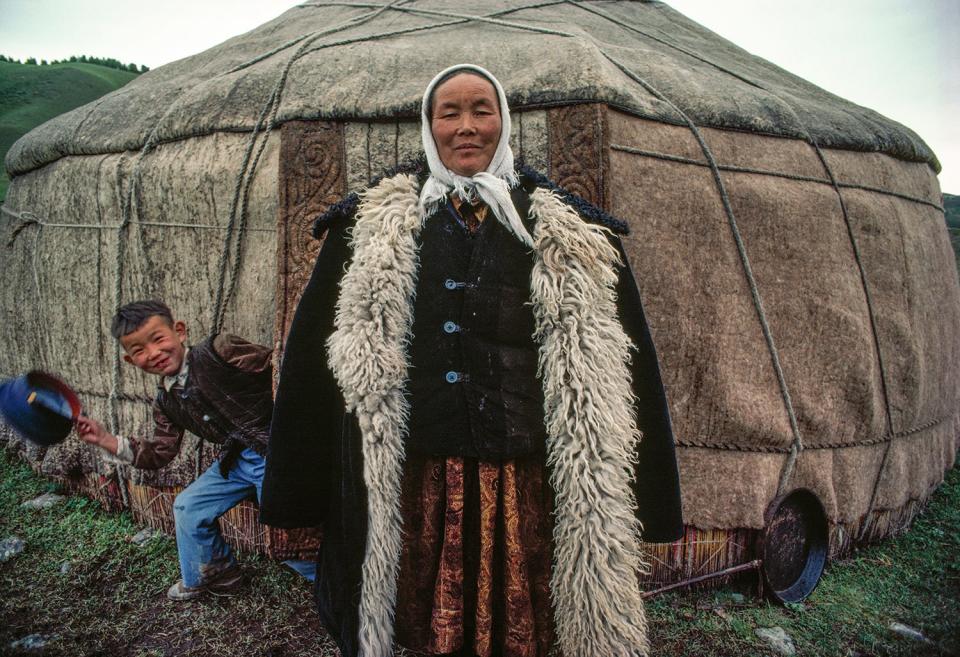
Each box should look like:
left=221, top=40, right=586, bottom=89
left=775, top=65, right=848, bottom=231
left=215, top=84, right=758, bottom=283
left=2, top=0, right=958, bottom=192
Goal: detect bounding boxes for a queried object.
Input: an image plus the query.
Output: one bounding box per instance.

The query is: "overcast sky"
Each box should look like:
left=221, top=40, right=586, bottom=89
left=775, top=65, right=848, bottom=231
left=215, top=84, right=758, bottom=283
left=2, top=0, right=957, bottom=192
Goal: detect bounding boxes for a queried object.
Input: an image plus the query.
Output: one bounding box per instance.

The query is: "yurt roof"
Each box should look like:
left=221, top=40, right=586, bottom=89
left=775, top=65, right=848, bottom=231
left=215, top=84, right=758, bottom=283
left=5, top=0, right=939, bottom=177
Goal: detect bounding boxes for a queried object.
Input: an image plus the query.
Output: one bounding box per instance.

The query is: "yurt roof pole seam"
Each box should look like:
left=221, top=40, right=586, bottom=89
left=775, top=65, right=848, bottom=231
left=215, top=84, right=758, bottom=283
left=566, top=0, right=937, bottom=170
left=609, top=145, right=944, bottom=213
left=602, top=51, right=808, bottom=497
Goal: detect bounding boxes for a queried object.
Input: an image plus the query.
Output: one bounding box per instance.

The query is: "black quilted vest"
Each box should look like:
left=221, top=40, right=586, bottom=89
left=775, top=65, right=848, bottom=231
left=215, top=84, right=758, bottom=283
left=405, top=187, right=547, bottom=459
left=156, top=335, right=272, bottom=455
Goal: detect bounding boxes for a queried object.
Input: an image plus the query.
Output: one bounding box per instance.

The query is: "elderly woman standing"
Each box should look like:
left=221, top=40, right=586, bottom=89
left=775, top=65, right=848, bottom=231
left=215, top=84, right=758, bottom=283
left=261, top=64, right=683, bottom=657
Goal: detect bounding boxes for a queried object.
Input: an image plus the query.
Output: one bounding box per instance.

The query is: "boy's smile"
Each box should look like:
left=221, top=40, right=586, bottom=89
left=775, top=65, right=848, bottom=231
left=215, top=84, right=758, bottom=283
left=120, top=315, right=188, bottom=377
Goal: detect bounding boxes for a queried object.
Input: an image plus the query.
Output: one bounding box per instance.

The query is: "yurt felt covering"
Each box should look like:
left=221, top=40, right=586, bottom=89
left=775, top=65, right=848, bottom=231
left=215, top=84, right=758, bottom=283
left=2, top=0, right=957, bottom=576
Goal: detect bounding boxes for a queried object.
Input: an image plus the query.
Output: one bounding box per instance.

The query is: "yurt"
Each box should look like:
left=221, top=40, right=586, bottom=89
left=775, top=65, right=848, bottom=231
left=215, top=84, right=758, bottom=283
left=2, top=0, right=957, bottom=593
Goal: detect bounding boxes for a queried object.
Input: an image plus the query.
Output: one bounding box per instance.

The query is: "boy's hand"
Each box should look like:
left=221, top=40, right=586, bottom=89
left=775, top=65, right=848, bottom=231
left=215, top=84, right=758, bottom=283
left=76, top=417, right=119, bottom=455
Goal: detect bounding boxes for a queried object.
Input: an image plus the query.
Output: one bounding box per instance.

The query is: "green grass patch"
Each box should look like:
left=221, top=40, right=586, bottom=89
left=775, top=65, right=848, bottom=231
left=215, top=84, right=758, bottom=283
left=0, top=60, right=138, bottom=203
left=0, top=449, right=335, bottom=656
left=646, top=464, right=960, bottom=656
left=2, top=447, right=958, bottom=655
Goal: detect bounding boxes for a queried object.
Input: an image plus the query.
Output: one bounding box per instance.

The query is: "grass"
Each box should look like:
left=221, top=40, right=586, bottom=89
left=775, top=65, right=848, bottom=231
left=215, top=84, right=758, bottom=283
left=0, top=449, right=335, bottom=657
left=0, top=61, right=138, bottom=202
left=645, top=462, right=960, bottom=657
left=2, top=447, right=958, bottom=656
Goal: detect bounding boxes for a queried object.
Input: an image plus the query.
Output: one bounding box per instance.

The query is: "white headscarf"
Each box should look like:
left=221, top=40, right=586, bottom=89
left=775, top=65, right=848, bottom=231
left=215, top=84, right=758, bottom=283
left=419, top=64, right=534, bottom=248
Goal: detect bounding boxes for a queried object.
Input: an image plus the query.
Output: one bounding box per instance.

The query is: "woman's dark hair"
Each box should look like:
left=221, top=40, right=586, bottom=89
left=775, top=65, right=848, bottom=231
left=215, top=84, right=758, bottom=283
left=426, top=68, right=499, bottom=120
left=110, top=300, right=174, bottom=339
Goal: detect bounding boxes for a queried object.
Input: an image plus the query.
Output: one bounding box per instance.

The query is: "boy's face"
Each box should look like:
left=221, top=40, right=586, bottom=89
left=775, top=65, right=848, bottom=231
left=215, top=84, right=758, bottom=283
left=120, top=315, right=188, bottom=377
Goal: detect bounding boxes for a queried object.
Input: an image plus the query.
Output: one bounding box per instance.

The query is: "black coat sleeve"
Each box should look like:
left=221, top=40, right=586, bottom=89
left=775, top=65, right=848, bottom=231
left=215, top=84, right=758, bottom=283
left=614, top=238, right=685, bottom=543
left=260, top=215, right=353, bottom=528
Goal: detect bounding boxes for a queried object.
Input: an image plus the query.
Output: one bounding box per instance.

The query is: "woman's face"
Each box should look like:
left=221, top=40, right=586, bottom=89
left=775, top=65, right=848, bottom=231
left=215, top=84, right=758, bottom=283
left=430, top=73, right=502, bottom=177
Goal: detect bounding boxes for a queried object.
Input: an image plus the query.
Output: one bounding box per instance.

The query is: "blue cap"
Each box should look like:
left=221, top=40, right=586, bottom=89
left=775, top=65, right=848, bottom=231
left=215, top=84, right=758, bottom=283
left=0, top=371, right=81, bottom=447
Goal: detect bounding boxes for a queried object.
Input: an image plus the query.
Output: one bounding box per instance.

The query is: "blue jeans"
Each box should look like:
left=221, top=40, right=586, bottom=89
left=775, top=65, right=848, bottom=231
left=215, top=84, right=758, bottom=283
left=173, top=447, right=316, bottom=587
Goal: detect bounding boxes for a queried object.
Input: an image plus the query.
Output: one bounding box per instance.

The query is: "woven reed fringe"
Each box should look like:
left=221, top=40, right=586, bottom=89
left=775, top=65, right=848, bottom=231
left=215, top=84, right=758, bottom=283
left=127, top=483, right=182, bottom=535
left=640, top=527, right=756, bottom=588
left=641, top=494, right=935, bottom=591
left=50, top=471, right=126, bottom=513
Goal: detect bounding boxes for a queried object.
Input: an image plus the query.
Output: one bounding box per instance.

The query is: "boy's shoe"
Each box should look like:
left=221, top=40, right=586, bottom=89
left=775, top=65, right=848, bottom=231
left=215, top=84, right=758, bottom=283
left=165, top=565, right=245, bottom=601
left=207, top=565, right=245, bottom=595
left=166, top=579, right=206, bottom=601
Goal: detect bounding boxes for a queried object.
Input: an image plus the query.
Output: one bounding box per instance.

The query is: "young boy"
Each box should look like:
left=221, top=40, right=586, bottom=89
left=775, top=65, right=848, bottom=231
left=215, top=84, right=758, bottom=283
left=78, top=300, right=313, bottom=600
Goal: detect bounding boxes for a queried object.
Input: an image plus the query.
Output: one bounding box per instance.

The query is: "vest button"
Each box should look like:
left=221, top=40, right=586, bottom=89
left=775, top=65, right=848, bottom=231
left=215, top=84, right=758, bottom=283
left=444, top=278, right=457, bottom=290
left=445, top=371, right=460, bottom=384
left=202, top=414, right=211, bottom=422
left=443, top=321, right=459, bottom=334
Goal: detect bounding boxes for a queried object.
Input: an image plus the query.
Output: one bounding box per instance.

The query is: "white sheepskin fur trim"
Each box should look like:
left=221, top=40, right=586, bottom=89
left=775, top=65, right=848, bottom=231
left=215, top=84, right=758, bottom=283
left=326, top=173, right=423, bottom=657
left=529, top=187, right=650, bottom=657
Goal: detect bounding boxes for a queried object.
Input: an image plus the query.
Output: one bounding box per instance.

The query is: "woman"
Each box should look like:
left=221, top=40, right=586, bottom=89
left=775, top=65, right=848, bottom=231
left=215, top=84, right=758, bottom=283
left=262, top=64, right=683, bottom=657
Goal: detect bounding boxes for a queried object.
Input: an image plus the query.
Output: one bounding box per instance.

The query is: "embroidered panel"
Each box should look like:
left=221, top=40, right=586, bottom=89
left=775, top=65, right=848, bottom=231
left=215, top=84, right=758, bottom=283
left=547, top=103, right=609, bottom=211
left=276, top=120, right=346, bottom=365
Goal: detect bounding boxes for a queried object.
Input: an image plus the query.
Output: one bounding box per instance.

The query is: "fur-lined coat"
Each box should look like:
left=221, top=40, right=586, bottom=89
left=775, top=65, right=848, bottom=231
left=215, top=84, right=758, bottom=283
left=261, top=165, right=682, bottom=657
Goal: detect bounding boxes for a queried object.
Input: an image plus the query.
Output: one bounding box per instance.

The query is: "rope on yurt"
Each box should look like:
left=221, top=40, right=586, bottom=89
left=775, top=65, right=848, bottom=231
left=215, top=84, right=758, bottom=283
left=209, top=1, right=580, bottom=333
left=565, top=0, right=768, bottom=92
left=94, top=154, right=112, bottom=364
left=1, top=207, right=274, bottom=232
left=803, top=139, right=898, bottom=540
left=1, top=209, right=53, bottom=374
left=110, top=153, right=133, bottom=509
left=600, top=52, right=808, bottom=497
left=210, top=0, right=410, bottom=334
left=609, top=146, right=945, bottom=213
left=572, top=3, right=903, bottom=515
left=293, top=2, right=578, bottom=61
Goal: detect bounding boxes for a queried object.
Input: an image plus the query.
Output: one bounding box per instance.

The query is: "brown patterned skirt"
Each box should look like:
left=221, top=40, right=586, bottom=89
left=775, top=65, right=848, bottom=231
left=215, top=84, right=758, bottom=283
left=395, top=453, right=555, bottom=657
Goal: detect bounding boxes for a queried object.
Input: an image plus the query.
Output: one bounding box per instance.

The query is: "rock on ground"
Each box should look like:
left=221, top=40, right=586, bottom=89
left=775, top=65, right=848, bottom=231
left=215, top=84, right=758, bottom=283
left=130, top=527, right=161, bottom=546
left=755, top=626, right=797, bottom=656
left=1, top=536, right=26, bottom=563
left=889, top=622, right=930, bottom=643
left=9, top=633, right=54, bottom=651
left=20, top=492, right=67, bottom=509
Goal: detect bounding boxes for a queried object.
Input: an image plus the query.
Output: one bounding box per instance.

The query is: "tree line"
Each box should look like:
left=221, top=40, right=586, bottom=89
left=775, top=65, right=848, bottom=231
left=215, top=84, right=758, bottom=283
left=0, top=54, right=148, bottom=73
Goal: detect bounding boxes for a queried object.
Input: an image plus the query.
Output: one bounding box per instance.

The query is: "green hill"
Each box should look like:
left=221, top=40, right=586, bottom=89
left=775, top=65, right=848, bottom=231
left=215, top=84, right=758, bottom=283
left=0, top=61, right=139, bottom=201
left=945, top=193, right=960, bottom=275
left=945, top=193, right=959, bottom=229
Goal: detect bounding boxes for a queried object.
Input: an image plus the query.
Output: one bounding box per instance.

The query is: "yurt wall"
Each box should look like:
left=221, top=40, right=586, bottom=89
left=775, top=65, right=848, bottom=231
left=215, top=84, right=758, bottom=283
left=0, top=130, right=296, bottom=554
left=604, top=106, right=959, bottom=568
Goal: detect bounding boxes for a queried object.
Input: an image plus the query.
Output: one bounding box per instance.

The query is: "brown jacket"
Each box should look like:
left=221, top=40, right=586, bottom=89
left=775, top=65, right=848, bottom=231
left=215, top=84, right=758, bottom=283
left=127, top=334, right=272, bottom=469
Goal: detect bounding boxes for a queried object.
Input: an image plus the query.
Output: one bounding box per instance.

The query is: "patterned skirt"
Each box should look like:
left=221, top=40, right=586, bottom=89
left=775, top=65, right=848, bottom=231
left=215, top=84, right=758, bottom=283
left=394, top=453, right=555, bottom=657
